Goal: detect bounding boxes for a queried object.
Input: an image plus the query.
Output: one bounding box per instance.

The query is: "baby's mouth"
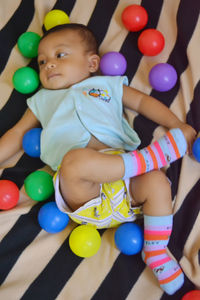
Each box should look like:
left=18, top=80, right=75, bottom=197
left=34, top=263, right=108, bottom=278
left=47, top=73, right=61, bottom=80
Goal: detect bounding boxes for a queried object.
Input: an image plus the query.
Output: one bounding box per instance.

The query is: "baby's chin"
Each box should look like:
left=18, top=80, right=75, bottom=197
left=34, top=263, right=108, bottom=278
left=42, top=81, right=70, bottom=90
left=43, top=85, right=68, bottom=90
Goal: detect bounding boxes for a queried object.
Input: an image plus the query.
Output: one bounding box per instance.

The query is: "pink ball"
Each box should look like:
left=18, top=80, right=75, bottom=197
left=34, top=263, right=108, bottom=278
left=100, top=52, right=127, bottom=76
left=138, top=29, right=165, bottom=56
left=122, top=4, right=148, bottom=32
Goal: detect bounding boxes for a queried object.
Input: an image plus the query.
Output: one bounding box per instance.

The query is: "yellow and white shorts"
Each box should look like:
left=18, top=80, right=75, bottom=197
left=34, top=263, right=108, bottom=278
left=53, top=149, right=143, bottom=229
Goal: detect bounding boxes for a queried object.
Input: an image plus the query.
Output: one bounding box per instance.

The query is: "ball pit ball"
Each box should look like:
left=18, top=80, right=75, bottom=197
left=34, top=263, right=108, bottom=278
left=149, top=63, right=178, bottom=92
left=192, top=137, right=200, bottom=162
left=22, top=128, right=42, bottom=157
left=0, top=180, right=19, bottom=210
left=69, top=225, right=101, bottom=258
left=114, top=223, right=143, bottom=255
left=44, top=10, right=70, bottom=31
left=38, top=202, right=69, bottom=233
left=24, top=170, right=54, bottom=201
left=138, top=29, right=165, bottom=56
left=12, top=67, right=40, bottom=94
left=182, top=290, right=200, bottom=300
left=100, top=51, right=127, bottom=76
left=17, top=32, right=41, bottom=58
left=122, top=4, right=148, bottom=32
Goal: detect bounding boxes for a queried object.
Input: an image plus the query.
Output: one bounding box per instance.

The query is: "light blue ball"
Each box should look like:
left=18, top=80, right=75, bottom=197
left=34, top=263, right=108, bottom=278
left=38, top=202, right=69, bottom=233
left=114, top=223, right=143, bottom=255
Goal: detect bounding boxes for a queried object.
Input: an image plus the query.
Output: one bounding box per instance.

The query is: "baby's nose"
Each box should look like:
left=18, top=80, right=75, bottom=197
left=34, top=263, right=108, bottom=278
left=45, top=62, right=56, bottom=69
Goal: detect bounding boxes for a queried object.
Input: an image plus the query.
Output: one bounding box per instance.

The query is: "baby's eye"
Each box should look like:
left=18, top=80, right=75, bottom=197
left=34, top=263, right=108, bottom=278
left=57, top=52, right=67, bottom=58
left=38, top=60, right=46, bottom=66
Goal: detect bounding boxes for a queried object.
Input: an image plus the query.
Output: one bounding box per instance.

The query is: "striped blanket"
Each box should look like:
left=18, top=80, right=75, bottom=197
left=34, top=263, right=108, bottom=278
left=0, top=1, right=200, bottom=299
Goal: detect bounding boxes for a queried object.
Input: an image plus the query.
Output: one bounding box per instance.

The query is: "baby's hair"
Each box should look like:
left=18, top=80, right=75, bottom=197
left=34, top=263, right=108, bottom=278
left=41, top=23, right=99, bottom=54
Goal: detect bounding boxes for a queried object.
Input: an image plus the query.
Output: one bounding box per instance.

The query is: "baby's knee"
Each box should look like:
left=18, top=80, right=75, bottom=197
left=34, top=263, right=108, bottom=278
left=60, top=149, right=80, bottom=179
left=146, top=170, right=170, bottom=186
left=60, top=148, right=91, bottom=180
left=130, top=170, right=170, bottom=204
left=148, top=170, right=170, bottom=189
left=150, top=169, right=169, bottom=182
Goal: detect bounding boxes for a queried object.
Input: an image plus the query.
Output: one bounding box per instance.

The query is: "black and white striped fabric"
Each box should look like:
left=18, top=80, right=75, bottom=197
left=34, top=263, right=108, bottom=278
left=0, top=1, right=200, bottom=299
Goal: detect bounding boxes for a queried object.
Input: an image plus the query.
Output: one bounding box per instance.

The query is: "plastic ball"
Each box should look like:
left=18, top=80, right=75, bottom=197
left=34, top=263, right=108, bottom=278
left=17, top=32, right=41, bottom=58
left=44, top=10, right=70, bottom=31
left=182, top=290, right=200, bottom=300
left=38, top=202, right=69, bottom=233
left=114, top=223, right=143, bottom=255
left=122, top=4, right=148, bottom=32
left=12, top=67, right=40, bottom=94
left=138, top=29, right=165, bottom=56
left=149, top=63, right=178, bottom=92
left=22, top=128, right=42, bottom=157
left=0, top=180, right=19, bottom=210
left=100, top=51, right=127, bottom=76
left=24, top=170, right=54, bottom=201
left=69, top=225, right=101, bottom=258
left=192, top=137, right=200, bottom=162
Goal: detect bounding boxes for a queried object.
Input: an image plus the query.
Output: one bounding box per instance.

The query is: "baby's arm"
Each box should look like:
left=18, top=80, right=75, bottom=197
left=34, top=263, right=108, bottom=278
left=122, top=85, right=197, bottom=151
left=0, top=109, right=40, bottom=165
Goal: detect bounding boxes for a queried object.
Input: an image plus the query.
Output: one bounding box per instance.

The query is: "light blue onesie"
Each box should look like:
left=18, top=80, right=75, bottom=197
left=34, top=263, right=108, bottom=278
left=27, top=76, right=141, bottom=170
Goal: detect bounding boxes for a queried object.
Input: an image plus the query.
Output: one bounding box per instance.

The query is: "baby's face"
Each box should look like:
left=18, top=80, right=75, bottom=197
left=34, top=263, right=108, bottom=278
left=38, top=29, right=97, bottom=89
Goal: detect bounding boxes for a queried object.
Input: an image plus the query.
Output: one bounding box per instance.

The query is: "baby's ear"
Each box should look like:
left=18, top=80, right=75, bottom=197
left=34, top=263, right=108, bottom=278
left=88, top=54, right=100, bottom=73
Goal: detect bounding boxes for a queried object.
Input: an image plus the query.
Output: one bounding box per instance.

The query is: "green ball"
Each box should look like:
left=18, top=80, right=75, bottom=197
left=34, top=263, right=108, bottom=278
left=12, top=66, right=40, bottom=94
left=24, top=170, right=54, bottom=201
left=17, top=32, right=41, bottom=58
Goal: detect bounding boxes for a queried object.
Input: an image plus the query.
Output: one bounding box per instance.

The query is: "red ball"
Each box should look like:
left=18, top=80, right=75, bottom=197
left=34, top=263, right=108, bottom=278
left=182, top=290, right=200, bottom=300
left=138, top=29, right=165, bottom=56
left=0, top=180, right=19, bottom=210
left=122, top=5, right=148, bottom=32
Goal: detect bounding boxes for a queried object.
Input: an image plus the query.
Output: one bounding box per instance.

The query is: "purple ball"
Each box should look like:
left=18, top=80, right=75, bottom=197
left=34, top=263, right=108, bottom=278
left=149, top=63, right=177, bottom=92
left=100, top=51, right=127, bottom=76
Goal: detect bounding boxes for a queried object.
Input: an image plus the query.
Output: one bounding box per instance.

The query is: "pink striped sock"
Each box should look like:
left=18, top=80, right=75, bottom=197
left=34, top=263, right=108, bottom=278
left=121, top=128, right=187, bottom=179
left=142, top=215, right=184, bottom=295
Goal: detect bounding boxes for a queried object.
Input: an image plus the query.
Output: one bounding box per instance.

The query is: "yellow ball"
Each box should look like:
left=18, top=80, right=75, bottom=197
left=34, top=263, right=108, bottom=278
left=69, top=225, right=101, bottom=258
left=44, top=10, right=70, bottom=31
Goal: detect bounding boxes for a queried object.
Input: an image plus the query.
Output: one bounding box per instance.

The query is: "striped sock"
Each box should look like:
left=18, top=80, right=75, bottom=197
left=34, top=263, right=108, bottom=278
left=142, top=215, right=184, bottom=295
left=121, top=128, right=187, bottom=179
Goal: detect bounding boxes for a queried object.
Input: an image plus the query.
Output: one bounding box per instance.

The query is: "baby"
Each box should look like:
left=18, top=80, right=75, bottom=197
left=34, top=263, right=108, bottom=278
left=0, top=24, right=196, bottom=295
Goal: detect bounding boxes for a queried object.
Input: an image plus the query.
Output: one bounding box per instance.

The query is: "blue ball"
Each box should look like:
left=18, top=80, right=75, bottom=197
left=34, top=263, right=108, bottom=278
left=38, top=202, right=69, bottom=233
left=192, top=137, right=200, bottom=162
left=114, top=223, right=143, bottom=255
left=22, top=128, right=42, bottom=157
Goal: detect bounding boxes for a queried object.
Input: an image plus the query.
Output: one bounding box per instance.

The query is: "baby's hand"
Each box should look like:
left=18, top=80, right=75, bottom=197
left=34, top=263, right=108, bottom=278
left=178, top=123, right=197, bottom=155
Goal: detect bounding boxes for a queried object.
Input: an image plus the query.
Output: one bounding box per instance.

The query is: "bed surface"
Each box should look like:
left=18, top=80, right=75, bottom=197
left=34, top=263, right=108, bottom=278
left=0, top=1, right=200, bottom=299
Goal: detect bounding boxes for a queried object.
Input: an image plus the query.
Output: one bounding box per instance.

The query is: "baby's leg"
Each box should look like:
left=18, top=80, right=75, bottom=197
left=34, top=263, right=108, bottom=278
left=59, top=148, right=125, bottom=210
left=130, top=171, right=184, bottom=295
left=59, top=149, right=183, bottom=294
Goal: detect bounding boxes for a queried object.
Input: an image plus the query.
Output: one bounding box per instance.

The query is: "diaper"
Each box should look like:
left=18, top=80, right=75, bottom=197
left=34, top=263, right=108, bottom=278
left=53, top=149, right=143, bottom=229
